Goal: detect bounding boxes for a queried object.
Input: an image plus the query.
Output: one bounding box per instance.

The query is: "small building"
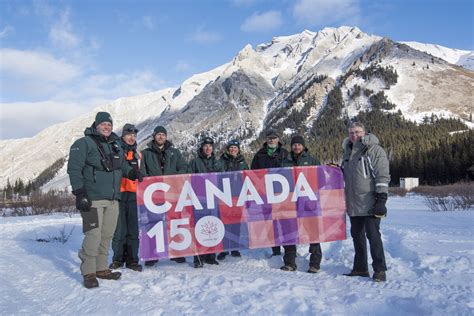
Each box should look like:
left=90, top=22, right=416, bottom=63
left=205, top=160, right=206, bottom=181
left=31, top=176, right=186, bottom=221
left=400, top=177, right=419, bottom=191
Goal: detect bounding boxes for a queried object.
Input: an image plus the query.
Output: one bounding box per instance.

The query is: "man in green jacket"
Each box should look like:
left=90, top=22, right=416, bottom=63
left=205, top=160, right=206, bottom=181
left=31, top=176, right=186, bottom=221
left=188, top=136, right=225, bottom=268
left=140, top=125, right=188, bottom=266
left=67, top=112, right=142, bottom=289
left=342, top=122, right=390, bottom=282
left=280, top=135, right=323, bottom=273
left=217, top=139, right=249, bottom=260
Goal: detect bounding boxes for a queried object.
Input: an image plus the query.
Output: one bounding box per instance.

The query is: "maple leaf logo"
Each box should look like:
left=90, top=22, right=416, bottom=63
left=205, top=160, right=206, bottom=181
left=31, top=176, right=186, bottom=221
left=201, top=220, right=218, bottom=237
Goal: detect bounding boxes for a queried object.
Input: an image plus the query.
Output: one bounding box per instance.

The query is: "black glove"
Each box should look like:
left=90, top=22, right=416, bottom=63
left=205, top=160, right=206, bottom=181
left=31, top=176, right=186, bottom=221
left=374, top=192, right=388, bottom=218
left=72, top=188, right=92, bottom=212
left=128, top=169, right=143, bottom=182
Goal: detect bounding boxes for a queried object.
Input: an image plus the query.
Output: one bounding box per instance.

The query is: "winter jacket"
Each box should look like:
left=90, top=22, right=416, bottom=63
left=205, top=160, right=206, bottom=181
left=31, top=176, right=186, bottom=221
left=251, top=143, right=289, bottom=170
left=342, top=133, right=390, bottom=217
left=188, top=150, right=225, bottom=174
left=282, top=148, right=321, bottom=167
left=67, top=126, right=132, bottom=201
left=140, top=140, right=187, bottom=176
left=120, top=140, right=141, bottom=193
left=220, top=152, right=249, bottom=172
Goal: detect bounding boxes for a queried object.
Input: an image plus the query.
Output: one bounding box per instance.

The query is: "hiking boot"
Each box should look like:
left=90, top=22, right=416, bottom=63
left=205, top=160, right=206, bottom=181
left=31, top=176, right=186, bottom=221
left=145, top=260, right=158, bottom=267
left=126, top=262, right=143, bottom=272
left=171, top=257, right=186, bottom=263
left=96, top=269, right=121, bottom=280
left=204, top=258, right=219, bottom=265
left=83, top=273, right=99, bottom=289
left=280, top=265, right=296, bottom=271
left=194, top=261, right=204, bottom=268
left=217, top=252, right=228, bottom=260
left=372, top=271, right=386, bottom=282
left=230, top=251, right=241, bottom=257
left=307, top=266, right=320, bottom=274
left=109, top=261, right=124, bottom=269
left=343, top=271, right=370, bottom=277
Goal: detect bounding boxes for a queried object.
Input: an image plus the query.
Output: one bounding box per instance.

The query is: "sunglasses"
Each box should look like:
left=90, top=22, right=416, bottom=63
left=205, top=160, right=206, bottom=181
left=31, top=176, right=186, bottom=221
left=127, top=128, right=139, bottom=133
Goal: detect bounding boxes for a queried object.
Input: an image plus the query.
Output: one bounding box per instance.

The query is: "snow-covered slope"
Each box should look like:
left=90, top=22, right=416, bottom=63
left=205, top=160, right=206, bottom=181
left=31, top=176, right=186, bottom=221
left=402, top=41, right=474, bottom=70
left=1, top=26, right=473, bottom=190
left=1, top=195, right=472, bottom=314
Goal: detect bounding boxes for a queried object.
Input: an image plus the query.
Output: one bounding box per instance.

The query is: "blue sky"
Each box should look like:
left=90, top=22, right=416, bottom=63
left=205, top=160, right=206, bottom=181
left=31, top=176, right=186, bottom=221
left=0, top=0, right=473, bottom=139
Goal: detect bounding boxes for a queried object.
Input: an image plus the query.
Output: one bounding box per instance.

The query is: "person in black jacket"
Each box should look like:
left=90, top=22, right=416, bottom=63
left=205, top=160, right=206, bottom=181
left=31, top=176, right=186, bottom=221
left=188, top=136, right=225, bottom=268
left=250, top=129, right=288, bottom=256
left=140, top=125, right=188, bottom=266
left=217, top=139, right=249, bottom=260
left=280, top=135, right=323, bottom=273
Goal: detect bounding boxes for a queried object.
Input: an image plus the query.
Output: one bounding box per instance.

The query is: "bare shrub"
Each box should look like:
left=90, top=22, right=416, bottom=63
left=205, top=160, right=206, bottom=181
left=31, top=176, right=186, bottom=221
left=30, top=191, right=76, bottom=215
left=420, top=182, right=473, bottom=211
left=36, top=225, right=75, bottom=244
left=2, top=191, right=77, bottom=217
left=389, top=187, right=408, bottom=197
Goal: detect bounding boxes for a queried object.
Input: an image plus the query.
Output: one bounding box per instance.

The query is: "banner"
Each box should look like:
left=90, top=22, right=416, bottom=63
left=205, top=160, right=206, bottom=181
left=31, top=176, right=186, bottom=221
left=137, top=166, right=346, bottom=261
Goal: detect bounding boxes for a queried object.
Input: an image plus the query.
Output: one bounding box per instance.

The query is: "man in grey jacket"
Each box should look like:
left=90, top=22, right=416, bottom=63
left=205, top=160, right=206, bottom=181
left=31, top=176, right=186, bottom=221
left=341, top=122, right=390, bottom=282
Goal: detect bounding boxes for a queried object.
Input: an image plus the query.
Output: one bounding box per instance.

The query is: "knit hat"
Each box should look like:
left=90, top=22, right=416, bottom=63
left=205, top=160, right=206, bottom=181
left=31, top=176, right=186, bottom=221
left=122, top=123, right=138, bottom=137
left=201, top=136, right=214, bottom=146
left=291, top=135, right=305, bottom=147
left=153, top=125, right=167, bottom=136
left=265, top=129, right=279, bottom=138
left=95, top=112, right=113, bottom=126
left=227, top=139, right=240, bottom=149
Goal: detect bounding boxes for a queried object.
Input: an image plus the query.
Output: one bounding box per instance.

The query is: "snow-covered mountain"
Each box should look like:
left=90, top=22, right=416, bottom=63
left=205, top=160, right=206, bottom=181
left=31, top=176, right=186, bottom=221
left=1, top=26, right=473, bottom=190
left=402, top=41, right=474, bottom=70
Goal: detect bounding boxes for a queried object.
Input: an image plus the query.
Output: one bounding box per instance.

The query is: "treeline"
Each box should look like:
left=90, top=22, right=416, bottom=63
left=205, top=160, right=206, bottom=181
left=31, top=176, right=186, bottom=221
left=2, top=157, right=66, bottom=199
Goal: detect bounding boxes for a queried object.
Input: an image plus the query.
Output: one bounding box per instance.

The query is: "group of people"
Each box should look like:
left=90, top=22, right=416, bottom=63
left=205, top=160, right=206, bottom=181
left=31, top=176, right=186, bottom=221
left=67, top=111, right=390, bottom=289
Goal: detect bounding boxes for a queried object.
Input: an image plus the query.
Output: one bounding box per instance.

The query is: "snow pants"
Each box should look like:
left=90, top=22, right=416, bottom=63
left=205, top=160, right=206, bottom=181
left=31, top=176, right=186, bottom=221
left=283, top=243, right=322, bottom=269
left=79, top=200, right=119, bottom=275
left=350, top=216, right=387, bottom=273
left=111, top=192, right=139, bottom=264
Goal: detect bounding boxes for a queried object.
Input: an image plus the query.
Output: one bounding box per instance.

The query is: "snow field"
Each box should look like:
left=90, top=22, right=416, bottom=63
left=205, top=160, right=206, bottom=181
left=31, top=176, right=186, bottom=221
left=0, top=195, right=472, bottom=315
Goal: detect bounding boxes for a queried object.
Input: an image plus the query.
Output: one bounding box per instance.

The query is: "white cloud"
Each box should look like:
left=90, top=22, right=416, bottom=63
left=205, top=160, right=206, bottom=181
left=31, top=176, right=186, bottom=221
left=189, top=28, right=221, bottom=44
left=49, top=8, right=81, bottom=49
left=293, top=0, right=360, bottom=27
left=241, top=11, right=283, bottom=33
left=143, top=16, right=155, bottom=30
left=0, top=101, right=87, bottom=139
left=0, top=49, right=81, bottom=84
left=0, top=26, right=14, bottom=38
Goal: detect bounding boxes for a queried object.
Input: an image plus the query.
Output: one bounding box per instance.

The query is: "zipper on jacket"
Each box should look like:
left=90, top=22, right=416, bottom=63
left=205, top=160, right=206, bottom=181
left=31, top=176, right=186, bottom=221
left=360, top=157, right=367, bottom=179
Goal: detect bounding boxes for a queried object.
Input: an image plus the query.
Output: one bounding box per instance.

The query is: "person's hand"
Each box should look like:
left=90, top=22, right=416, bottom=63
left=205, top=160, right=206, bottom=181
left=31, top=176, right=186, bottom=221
left=326, top=163, right=340, bottom=168
left=73, top=188, right=92, bottom=212
left=128, top=169, right=144, bottom=182
left=374, top=192, right=388, bottom=218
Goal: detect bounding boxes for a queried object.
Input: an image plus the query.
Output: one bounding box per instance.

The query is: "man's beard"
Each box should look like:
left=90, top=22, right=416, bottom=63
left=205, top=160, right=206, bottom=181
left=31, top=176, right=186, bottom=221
left=267, top=143, right=277, bottom=149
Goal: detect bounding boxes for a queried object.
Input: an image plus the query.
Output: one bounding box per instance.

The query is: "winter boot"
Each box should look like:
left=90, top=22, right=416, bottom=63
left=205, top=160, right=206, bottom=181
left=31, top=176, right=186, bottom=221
left=194, top=256, right=203, bottom=268
left=343, top=271, right=370, bottom=277
left=96, top=269, right=121, bottom=280
left=126, top=262, right=143, bottom=272
left=372, top=271, right=386, bottom=282
left=109, top=261, right=124, bottom=269
left=83, top=273, right=99, bottom=289
left=204, top=257, right=219, bottom=265
left=280, top=265, right=296, bottom=271
left=230, top=251, right=241, bottom=257
left=307, top=266, right=320, bottom=274
left=217, top=252, right=228, bottom=260
left=171, top=257, right=186, bottom=263
left=145, top=260, right=158, bottom=267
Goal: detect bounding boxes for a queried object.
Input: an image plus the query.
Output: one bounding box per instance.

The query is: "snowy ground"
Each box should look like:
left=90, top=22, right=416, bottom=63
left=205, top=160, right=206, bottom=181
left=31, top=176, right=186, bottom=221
left=1, top=195, right=473, bottom=315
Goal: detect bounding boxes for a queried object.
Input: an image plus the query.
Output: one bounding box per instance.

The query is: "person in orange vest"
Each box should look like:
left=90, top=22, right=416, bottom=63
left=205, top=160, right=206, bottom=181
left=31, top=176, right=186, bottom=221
left=109, top=123, right=143, bottom=272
